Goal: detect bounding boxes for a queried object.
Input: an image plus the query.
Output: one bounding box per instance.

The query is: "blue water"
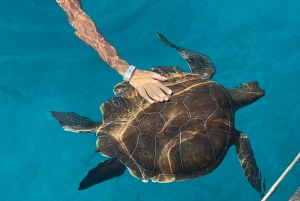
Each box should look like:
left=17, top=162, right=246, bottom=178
left=0, top=0, right=299, bottom=200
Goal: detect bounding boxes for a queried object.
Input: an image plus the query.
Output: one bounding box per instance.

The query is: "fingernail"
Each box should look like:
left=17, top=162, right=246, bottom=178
left=159, top=99, right=164, bottom=102
left=162, top=76, right=168, bottom=80
left=168, top=90, right=172, bottom=94
left=165, top=97, right=169, bottom=101
left=150, top=100, right=154, bottom=104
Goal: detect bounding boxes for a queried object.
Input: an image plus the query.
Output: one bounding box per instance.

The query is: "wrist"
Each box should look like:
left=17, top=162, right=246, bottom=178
left=123, top=65, right=136, bottom=82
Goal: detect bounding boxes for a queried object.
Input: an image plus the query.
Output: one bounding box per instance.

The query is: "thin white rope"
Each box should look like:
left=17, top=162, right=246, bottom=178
left=261, top=152, right=300, bottom=201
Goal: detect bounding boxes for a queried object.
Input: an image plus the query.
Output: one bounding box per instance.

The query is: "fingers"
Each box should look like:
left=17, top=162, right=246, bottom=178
left=150, top=72, right=168, bottom=82
left=129, top=69, right=173, bottom=103
left=145, top=83, right=167, bottom=102
left=155, top=81, right=172, bottom=95
left=149, top=72, right=173, bottom=95
left=137, top=83, right=170, bottom=103
left=137, top=86, right=154, bottom=104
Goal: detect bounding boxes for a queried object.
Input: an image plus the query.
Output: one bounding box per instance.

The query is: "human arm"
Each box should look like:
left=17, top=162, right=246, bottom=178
left=56, top=0, right=172, bottom=103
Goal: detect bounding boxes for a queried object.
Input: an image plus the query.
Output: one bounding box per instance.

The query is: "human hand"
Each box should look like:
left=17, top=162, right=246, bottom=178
left=129, top=69, right=172, bottom=103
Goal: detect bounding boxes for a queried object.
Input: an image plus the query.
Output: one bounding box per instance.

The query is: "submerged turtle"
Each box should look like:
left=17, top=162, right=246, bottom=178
left=51, top=32, right=266, bottom=196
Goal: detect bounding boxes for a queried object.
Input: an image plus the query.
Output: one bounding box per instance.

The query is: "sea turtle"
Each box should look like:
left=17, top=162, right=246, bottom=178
left=51, top=31, right=266, bottom=196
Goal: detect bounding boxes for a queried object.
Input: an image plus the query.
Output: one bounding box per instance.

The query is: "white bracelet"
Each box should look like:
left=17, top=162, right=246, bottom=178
left=123, top=65, right=136, bottom=82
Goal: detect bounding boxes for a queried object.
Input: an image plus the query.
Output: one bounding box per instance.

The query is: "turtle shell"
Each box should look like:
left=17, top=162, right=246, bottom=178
left=96, top=66, right=234, bottom=183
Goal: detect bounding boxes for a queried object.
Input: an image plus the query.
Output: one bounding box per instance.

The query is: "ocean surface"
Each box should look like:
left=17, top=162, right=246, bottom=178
left=0, top=0, right=299, bottom=200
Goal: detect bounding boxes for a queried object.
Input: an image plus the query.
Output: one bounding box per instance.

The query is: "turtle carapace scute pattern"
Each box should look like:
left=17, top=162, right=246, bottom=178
left=51, top=31, right=266, bottom=197
left=98, top=67, right=232, bottom=182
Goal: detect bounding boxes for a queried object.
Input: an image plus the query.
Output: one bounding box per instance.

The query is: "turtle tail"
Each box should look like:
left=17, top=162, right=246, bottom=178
left=51, top=111, right=102, bottom=133
left=236, top=132, right=266, bottom=197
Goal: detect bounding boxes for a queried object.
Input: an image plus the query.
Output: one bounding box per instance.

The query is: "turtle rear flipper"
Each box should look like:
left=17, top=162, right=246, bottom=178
left=51, top=111, right=102, bottom=133
left=154, top=31, right=216, bottom=79
left=79, top=158, right=126, bottom=190
left=236, top=132, right=266, bottom=197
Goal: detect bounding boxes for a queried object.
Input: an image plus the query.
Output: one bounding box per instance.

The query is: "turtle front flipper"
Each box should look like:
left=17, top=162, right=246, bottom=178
left=228, top=81, right=265, bottom=110
left=51, top=111, right=102, bottom=133
left=154, top=31, right=216, bottom=79
left=78, top=158, right=126, bottom=190
left=235, top=132, right=266, bottom=197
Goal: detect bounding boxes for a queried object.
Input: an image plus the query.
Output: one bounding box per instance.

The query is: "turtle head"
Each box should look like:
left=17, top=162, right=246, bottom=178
left=228, top=81, right=265, bottom=110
